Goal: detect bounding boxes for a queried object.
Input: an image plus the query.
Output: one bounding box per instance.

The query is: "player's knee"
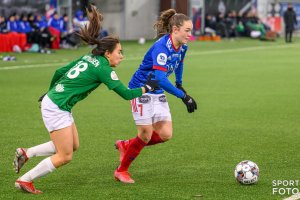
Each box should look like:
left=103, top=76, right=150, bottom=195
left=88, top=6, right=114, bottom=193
left=138, top=134, right=152, bottom=143
left=138, top=130, right=152, bottom=143
left=58, top=153, right=73, bottom=165
left=159, top=131, right=173, bottom=142
left=63, top=155, right=73, bottom=165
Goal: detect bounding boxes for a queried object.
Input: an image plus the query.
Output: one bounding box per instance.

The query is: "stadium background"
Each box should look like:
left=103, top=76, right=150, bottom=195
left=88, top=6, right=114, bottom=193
left=1, top=0, right=300, bottom=40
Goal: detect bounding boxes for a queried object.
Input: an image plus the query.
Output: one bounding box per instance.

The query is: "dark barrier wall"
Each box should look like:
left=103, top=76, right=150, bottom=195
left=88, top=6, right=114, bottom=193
left=205, top=0, right=253, bottom=15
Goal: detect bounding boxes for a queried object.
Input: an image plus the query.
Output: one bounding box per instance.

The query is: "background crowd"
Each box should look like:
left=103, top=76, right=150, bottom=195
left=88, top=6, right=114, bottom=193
left=0, top=10, right=97, bottom=53
left=0, top=3, right=298, bottom=55
left=204, top=10, right=278, bottom=41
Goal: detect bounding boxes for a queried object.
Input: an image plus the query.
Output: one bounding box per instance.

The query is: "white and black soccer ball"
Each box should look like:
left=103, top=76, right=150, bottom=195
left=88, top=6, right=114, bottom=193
left=234, top=160, right=259, bottom=185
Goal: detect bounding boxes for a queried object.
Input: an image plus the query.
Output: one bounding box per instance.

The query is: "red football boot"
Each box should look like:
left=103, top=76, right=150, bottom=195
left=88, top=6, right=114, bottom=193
left=15, top=180, right=42, bottom=194
left=13, top=148, right=29, bottom=174
left=114, top=170, right=135, bottom=184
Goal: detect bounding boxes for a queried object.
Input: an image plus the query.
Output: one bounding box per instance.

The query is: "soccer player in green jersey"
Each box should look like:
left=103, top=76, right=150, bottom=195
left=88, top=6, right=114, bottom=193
left=13, top=5, right=159, bottom=194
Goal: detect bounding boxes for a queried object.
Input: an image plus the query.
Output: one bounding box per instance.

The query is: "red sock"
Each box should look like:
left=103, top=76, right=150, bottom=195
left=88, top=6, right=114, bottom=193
left=118, top=136, right=146, bottom=172
left=147, top=131, right=164, bottom=146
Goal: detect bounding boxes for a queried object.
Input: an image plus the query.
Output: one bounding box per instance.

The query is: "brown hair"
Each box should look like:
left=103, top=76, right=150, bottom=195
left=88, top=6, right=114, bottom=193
left=78, top=5, right=120, bottom=56
left=154, top=9, right=190, bottom=38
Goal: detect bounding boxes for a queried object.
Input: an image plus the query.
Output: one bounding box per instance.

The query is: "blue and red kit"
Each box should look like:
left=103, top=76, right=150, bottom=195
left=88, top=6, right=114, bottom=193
left=128, top=34, right=188, bottom=98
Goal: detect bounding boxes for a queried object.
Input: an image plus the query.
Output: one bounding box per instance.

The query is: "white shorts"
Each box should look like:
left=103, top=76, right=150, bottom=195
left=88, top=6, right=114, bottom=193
left=130, top=93, right=172, bottom=125
left=41, top=95, right=74, bottom=132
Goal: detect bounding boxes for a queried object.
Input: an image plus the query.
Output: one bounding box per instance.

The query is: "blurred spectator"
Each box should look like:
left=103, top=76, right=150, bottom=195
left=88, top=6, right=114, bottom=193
left=73, top=10, right=88, bottom=32
left=284, top=3, right=297, bottom=43
left=19, top=14, right=33, bottom=44
left=59, top=14, right=78, bottom=48
left=192, top=8, right=202, bottom=36
left=48, top=11, right=60, bottom=31
left=215, top=12, right=228, bottom=38
left=35, top=14, right=48, bottom=30
left=72, top=10, right=88, bottom=46
left=0, top=15, right=8, bottom=33
left=14, top=13, right=21, bottom=32
left=48, top=12, right=60, bottom=49
left=204, top=14, right=217, bottom=36
left=225, top=10, right=237, bottom=39
left=59, top=14, right=69, bottom=33
left=100, top=29, right=108, bottom=38
left=19, top=14, right=32, bottom=34
left=244, top=11, right=266, bottom=39
left=36, top=14, right=54, bottom=53
left=7, top=14, right=19, bottom=32
left=236, top=13, right=246, bottom=36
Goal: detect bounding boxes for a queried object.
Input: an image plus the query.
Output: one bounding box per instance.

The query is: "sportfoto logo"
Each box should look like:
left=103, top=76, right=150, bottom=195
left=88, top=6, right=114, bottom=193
left=272, top=180, right=300, bottom=195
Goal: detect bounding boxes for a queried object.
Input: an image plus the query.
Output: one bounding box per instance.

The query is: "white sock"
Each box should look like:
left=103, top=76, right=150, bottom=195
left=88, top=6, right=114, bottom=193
left=26, top=141, right=56, bottom=158
left=19, top=157, right=56, bottom=182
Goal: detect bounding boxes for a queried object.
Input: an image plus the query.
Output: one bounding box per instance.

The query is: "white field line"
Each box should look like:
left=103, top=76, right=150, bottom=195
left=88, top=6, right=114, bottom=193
left=283, top=193, right=300, bottom=200
left=0, top=63, right=66, bottom=70
left=187, top=43, right=299, bottom=56
left=0, top=44, right=299, bottom=71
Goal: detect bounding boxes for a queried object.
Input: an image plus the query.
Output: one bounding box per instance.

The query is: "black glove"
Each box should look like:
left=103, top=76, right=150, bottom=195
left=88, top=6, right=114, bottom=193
left=182, top=94, right=197, bottom=113
left=176, top=83, right=187, bottom=94
left=38, top=93, right=47, bottom=102
left=143, top=73, right=160, bottom=93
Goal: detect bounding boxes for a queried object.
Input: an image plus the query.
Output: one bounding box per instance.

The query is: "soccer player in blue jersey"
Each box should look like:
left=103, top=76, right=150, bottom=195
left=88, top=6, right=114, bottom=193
left=114, top=9, right=197, bottom=183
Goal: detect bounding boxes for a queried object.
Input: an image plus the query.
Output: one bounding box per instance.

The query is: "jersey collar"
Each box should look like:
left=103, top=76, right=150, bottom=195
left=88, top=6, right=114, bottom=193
left=170, top=34, right=180, bottom=52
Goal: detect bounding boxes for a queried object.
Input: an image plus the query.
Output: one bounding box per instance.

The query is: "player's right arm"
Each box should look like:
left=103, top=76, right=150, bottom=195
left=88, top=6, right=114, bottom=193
left=113, top=74, right=159, bottom=100
left=113, top=83, right=143, bottom=100
left=98, top=63, right=158, bottom=100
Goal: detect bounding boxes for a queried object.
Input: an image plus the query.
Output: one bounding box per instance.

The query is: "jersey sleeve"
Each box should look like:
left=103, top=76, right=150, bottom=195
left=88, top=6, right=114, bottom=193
left=175, top=45, right=188, bottom=86
left=154, top=69, right=185, bottom=98
left=113, top=84, right=142, bottom=100
left=151, top=46, right=169, bottom=72
left=97, top=65, right=122, bottom=90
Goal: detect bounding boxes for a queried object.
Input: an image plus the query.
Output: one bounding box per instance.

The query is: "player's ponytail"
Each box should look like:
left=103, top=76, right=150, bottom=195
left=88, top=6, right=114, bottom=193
left=78, top=5, right=120, bottom=56
left=154, top=9, right=190, bottom=38
left=78, top=5, right=103, bottom=47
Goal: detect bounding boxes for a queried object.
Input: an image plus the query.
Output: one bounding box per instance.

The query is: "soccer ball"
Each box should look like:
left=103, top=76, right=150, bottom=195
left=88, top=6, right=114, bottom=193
left=234, top=160, right=259, bottom=185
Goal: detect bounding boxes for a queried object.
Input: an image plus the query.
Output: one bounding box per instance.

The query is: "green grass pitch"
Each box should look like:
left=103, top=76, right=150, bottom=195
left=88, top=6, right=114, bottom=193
left=1, top=38, right=300, bottom=200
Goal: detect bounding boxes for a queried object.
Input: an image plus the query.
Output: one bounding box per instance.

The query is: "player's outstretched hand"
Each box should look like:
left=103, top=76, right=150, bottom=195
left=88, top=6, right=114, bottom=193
left=176, top=84, right=187, bottom=94
left=181, top=94, right=197, bottom=113
left=143, top=73, right=160, bottom=93
left=38, top=93, right=47, bottom=102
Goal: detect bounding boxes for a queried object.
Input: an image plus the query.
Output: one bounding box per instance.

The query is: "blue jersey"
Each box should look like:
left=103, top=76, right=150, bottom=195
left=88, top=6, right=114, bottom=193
left=128, top=34, right=187, bottom=98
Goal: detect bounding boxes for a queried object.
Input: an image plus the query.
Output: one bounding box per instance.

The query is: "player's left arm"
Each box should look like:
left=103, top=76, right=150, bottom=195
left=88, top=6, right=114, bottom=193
left=154, top=70, right=184, bottom=98
left=153, top=46, right=196, bottom=113
left=154, top=69, right=197, bottom=113
left=174, top=46, right=188, bottom=94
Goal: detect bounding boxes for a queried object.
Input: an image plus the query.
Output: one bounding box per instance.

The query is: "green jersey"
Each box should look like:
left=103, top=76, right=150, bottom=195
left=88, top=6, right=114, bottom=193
left=47, top=54, right=142, bottom=111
